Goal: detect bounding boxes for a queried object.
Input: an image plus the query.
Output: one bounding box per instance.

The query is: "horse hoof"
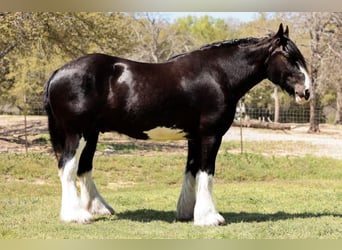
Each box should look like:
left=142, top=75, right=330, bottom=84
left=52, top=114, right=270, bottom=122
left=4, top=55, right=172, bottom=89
left=176, top=209, right=194, bottom=222
left=89, top=198, right=115, bottom=216
left=60, top=209, right=94, bottom=224
left=176, top=215, right=193, bottom=222
left=91, top=206, right=115, bottom=216
left=194, top=212, right=226, bottom=226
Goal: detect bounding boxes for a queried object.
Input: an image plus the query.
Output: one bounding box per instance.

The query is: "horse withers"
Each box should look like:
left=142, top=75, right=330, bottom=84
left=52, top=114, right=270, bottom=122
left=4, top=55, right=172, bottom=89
left=44, top=24, right=311, bottom=226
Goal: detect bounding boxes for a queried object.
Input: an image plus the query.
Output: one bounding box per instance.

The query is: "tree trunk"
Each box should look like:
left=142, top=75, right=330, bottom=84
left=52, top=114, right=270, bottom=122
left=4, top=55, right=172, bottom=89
left=308, top=13, right=321, bottom=133
left=273, top=86, right=280, bottom=123
left=335, top=85, right=342, bottom=124
left=309, top=95, right=320, bottom=132
left=309, top=67, right=320, bottom=132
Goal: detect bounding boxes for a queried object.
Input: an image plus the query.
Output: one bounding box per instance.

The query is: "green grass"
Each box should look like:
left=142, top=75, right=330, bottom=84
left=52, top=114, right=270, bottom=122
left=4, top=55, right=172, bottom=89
left=1, top=141, right=342, bottom=239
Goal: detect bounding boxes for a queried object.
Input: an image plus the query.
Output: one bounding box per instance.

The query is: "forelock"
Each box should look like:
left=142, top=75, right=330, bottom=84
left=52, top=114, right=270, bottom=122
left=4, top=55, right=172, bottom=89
left=284, top=38, right=307, bottom=68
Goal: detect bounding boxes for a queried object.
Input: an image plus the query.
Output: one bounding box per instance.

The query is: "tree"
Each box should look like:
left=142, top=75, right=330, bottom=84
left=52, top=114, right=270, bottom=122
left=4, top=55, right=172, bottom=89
left=317, top=13, right=342, bottom=124
left=173, top=15, right=238, bottom=48
left=304, top=12, right=342, bottom=130
left=307, top=13, right=324, bottom=132
left=127, top=13, right=239, bottom=63
left=127, top=13, right=178, bottom=63
left=0, top=12, right=134, bottom=114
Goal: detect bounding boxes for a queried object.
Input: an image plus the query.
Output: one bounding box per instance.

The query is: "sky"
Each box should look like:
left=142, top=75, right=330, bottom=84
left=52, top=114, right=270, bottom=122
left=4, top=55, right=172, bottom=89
left=161, top=12, right=259, bottom=23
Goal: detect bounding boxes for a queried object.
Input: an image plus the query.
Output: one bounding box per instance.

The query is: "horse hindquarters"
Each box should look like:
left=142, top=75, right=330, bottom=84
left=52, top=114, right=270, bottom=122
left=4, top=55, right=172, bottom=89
left=45, top=103, right=113, bottom=222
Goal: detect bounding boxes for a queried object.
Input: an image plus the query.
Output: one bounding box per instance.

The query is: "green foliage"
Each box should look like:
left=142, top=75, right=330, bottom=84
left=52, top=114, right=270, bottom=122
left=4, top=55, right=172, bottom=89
left=321, top=90, right=337, bottom=108
left=173, top=15, right=238, bottom=47
left=0, top=12, right=134, bottom=113
left=244, top=80, right=274, bottom=109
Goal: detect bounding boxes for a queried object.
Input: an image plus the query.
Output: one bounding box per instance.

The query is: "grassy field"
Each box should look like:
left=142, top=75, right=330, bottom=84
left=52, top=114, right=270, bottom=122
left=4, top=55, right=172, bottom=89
left=1, top=139, right=342, bottom=239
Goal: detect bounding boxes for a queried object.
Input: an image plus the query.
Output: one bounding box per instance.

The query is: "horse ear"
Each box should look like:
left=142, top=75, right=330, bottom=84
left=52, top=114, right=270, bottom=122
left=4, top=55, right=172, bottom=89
left=284, top=25, right=289, bottom=37
left=276, top=23, right=284, bottom=38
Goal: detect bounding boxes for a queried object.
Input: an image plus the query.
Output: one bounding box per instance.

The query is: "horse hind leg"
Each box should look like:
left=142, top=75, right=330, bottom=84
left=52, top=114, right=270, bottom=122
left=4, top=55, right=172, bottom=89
left=79, top=172, right=115, bottom=216
left=59, top=135, right=93, bottom=223
left=78, top=132, right=115, bottom=216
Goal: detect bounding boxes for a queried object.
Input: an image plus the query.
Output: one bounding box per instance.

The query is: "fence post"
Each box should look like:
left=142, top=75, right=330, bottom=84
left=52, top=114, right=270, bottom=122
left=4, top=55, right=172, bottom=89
left=239, top=100, right=243, bottom=154
left=23, top=93, right=28, bottom=154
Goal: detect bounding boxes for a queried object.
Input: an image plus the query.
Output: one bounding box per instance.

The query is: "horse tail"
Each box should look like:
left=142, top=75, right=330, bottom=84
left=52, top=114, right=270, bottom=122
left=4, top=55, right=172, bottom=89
left=43, top=70, right=64, bottom=159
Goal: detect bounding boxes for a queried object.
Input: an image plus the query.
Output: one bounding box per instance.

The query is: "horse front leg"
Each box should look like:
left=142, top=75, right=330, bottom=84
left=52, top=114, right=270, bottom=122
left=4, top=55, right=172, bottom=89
left=176, top=139, right=199, bottom=221
left=194, top=135, right=225, bottom=226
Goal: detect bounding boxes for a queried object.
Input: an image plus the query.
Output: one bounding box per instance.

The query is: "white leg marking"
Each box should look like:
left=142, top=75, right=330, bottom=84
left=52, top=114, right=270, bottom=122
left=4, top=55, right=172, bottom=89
left=176, top=172, right=196, bottom=221
left=59, top=137, right=93, bottom=223
left=79, top=171, right=115, bottom=216
left=194, top=171, right=225, bottom=226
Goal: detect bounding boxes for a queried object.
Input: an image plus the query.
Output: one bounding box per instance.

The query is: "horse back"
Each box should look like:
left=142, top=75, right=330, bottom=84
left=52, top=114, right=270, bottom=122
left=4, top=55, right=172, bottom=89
left=46, top=53, right=197, bottom=137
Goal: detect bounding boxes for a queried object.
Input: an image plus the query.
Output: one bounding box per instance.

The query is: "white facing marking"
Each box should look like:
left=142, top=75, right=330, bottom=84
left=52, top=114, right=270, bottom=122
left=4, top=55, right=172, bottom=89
left=194, top=171, right=225, bottom=226
left=176, top=172, right=196, bottom=221
left=299, top=66, right=311, bottom=91
left=79, top=171, right=115, bottom=215
left=59, top=137, right=93, bottom=223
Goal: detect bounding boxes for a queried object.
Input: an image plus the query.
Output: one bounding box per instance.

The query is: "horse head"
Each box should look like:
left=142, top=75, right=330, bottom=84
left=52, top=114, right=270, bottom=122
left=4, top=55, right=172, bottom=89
left=266, top=23, right=311, bottom=104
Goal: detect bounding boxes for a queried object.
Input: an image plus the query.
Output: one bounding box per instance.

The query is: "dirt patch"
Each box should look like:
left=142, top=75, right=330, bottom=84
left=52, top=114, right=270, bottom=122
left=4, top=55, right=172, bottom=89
left=224, top=124, right=342, bottom=159
left=0, top=115, right=50, bottom=153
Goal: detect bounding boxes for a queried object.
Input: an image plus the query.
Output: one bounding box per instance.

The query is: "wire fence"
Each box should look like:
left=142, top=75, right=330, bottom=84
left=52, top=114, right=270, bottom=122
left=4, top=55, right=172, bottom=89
left=0, top=96, right=330, bottom=124
left=0, top=96, right=336, bottom=155
left=241, top=107, right=326, bottom=124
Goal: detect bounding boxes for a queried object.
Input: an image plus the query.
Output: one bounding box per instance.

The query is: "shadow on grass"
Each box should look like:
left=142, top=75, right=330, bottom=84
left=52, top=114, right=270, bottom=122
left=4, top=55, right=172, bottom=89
left=114, top=209, right=342, bottom=224
left=117, top=209, right=176, bottom=223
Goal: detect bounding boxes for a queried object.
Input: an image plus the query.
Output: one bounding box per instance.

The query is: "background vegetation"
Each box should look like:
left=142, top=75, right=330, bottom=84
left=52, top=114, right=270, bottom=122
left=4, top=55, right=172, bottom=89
left=0, top=12, right=341, bottom=129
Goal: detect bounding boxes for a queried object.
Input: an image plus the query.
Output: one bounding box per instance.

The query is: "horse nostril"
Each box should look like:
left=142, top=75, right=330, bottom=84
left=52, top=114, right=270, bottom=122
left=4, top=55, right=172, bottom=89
left=304, top=89, right=310, bottom=100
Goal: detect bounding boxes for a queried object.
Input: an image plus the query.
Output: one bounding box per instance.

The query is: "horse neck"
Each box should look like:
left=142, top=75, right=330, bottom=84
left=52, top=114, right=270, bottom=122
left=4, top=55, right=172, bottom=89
left=220, top=44, right=270, bottom=101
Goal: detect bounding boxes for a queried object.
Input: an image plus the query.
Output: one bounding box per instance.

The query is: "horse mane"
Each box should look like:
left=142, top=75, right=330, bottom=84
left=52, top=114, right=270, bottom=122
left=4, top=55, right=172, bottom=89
left=168, top=34, right=307, bottom=69
left=200, top=37, right=262, bottom=50
left=168, top=37, right=265, bottom=61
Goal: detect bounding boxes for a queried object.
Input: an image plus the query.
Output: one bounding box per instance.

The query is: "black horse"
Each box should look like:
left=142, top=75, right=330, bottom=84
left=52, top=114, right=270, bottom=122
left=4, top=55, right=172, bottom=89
left=44, top=24, right=311, bottom=226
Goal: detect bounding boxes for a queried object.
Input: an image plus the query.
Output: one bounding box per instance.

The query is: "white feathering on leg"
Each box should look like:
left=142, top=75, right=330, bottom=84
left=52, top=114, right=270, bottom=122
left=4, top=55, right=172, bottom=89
left=59, top=137, right=93, bottom=223
left=79, top=171, right=115, bottom=215
left=194, top=171, right=225, bottom=226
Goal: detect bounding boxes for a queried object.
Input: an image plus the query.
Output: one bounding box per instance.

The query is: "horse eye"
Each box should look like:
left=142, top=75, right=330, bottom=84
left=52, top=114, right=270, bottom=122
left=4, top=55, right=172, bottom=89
left=295, top=62, right=301, bottom=69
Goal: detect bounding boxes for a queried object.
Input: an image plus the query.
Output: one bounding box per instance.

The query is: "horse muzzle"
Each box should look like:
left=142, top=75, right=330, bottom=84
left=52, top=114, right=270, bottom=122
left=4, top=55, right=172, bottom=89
left=295, top=88, right=310, bottom=104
